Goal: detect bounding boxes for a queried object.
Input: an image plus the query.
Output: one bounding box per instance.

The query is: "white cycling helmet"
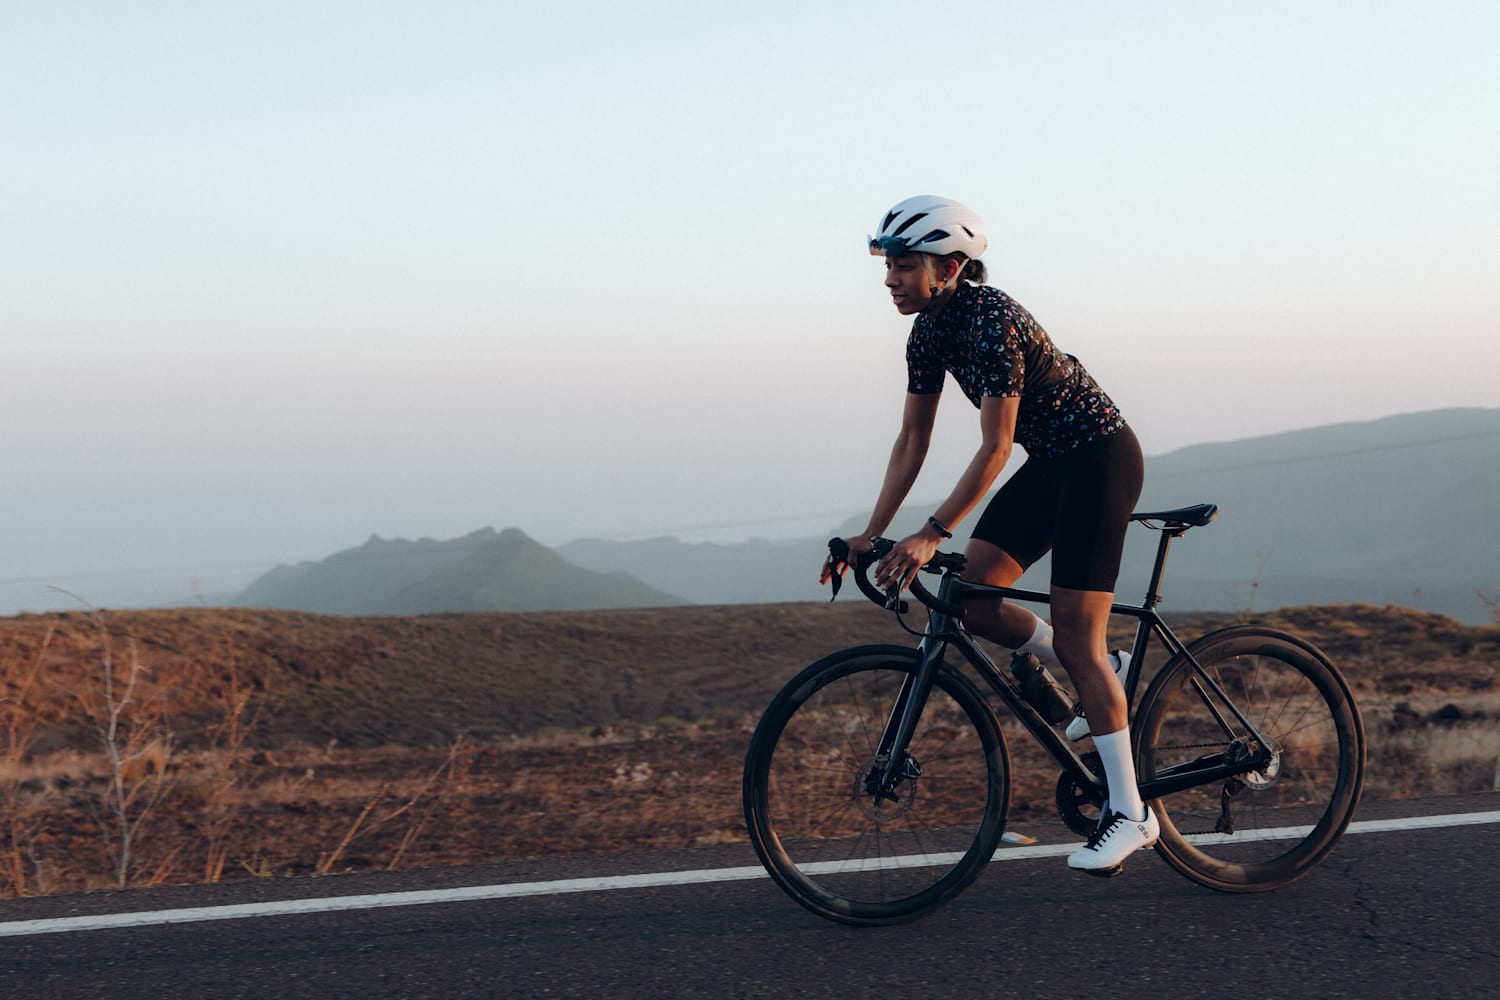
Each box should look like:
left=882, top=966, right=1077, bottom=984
left=868, top=195, right=988, bottom=260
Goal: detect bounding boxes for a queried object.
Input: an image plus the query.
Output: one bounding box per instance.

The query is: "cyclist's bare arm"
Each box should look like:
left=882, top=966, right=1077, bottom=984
left=821, top=392, right=940, bottom=584
left=931, top=394, right=1017, bottom=534
left=874, top=395, right=1017, bottom=589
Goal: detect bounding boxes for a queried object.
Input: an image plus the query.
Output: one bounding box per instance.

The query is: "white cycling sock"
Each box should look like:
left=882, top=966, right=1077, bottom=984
left=1017, top=618, right=1058, bottom=665
left=1091, top=727, right=1147, bottom=823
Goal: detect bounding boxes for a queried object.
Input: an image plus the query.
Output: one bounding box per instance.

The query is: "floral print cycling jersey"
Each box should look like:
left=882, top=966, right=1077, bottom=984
left=906, top=283, right=1126, bottom=460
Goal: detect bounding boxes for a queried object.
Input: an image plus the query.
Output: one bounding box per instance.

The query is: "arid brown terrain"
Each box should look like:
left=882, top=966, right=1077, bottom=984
left=1, top=601, right=1495, bottom=897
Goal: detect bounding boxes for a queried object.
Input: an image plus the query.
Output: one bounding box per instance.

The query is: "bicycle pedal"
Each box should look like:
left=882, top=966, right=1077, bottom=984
left=1082, top=864, right=1124, bottom=879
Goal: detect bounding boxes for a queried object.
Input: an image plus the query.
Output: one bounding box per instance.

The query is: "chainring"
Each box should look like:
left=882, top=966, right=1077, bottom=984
left=1055, top=752, right=1106, bottom=838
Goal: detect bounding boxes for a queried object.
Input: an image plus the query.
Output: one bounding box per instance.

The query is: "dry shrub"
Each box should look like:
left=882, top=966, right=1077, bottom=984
left=0, top=622, right=55, bottom=895
left=196, top=638, right=267, bottom=883
left=60, top=609, right=177, bottom=889
left=1373, top=721, right=1499, bottom=797
left=1479, top=588, right=1500, bottom=627
left=1364, top=690, right=1500, bottom=799
left=315, top=736, right=475, bottom=875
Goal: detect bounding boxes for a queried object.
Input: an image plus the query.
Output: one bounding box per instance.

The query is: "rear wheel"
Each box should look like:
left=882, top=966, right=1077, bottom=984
left=742, top=645, right=1009, bottom=926
left=1136, top=626, right=1364, bottom=892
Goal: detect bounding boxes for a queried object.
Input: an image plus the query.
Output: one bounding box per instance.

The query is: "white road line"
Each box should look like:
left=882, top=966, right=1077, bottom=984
left=1, top=809, right=1495, bottom=939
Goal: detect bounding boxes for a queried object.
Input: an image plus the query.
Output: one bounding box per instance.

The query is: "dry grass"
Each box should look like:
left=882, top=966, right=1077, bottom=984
left=0, top=601, right=1495, bottom=896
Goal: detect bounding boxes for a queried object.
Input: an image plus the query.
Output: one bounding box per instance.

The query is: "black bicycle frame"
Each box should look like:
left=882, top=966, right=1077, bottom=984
left=870, top=524, right=1276, bottom=802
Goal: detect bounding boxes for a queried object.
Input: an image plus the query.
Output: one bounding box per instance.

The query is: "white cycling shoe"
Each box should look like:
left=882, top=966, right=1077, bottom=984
left=1064, top=650, right=1130, bottom=741
left=1067, top=806, right=1159, bottom=876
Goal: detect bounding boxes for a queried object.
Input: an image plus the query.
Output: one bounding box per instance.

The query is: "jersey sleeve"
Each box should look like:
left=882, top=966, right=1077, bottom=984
left=905, top=328, right=945, bottom=395
left=972, top=319, right=1025, bottom=398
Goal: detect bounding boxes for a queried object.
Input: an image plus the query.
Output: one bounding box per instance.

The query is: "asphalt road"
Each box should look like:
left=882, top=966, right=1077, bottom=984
left=1, top=794, right=1495, bottom=999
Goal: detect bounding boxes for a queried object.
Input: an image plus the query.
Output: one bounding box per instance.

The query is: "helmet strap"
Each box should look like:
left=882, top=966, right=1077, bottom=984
left=923, top=256, right=942, bottom=298
left=921, top=256, right=962, bottom=313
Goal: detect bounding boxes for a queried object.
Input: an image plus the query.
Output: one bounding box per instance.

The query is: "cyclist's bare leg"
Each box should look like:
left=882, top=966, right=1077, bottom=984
left=959, top=539, right=1040, bottom=648
left=1052, top=584, right=1151, bottom=830
left=1049, top=585, right=1127, bottom=733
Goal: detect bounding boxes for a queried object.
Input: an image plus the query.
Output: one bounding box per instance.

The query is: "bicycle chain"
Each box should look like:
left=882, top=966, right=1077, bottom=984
left=1152, top=742, right=1265, bottom=836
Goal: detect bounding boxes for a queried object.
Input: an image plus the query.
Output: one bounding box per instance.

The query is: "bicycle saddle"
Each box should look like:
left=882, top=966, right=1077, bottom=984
left=1129, top=503, right=1219, bottom=527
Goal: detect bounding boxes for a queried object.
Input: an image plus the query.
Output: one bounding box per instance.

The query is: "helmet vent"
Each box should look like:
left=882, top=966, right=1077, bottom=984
left=890, top=212, right=927, bottom=238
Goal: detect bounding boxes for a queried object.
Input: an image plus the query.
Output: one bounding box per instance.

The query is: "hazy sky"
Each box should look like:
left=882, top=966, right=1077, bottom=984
left=4, top=2, right=1497, bottom=611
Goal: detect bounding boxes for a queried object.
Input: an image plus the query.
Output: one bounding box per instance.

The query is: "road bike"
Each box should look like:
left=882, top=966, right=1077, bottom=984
left=741, top=503, right=1365, bottom=926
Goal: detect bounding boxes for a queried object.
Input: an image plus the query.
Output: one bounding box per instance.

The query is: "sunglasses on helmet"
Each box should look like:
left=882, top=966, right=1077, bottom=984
left=868, top=231, right=950, bottom=256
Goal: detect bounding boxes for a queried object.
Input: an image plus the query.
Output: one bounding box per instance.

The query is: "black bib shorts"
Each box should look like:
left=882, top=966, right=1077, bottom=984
left=970, top=425, right=1144, bottom=593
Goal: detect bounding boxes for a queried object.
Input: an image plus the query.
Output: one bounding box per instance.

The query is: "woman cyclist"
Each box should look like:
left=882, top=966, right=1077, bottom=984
left=822, top=194, right=1155, bottom=874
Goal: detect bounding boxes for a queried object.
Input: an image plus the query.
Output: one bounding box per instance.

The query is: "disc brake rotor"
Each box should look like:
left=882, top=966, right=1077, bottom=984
left=1241, top=746, right=1283, bottom=789
left=1229, top=737, right=1283, bottom=790
left=853, top=756, right=920, bottom=821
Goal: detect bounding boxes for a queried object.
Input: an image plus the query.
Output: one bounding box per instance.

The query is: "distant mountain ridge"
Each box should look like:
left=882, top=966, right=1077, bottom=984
left=564, top=407, right=1500, bottom=624
left=236, top=527, right=683, bottom=615
left=235, top=408, right=1500, bottom=623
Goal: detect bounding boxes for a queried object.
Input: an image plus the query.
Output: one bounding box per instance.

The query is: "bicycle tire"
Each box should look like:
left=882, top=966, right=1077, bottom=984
left=742, top=644, right=1009, bottom=926
left=1136, top=625, right=1365, bottom=892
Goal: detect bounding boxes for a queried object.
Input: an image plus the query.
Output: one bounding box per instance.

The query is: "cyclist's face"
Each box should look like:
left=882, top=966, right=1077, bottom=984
left=876, top=251, right=960, bottom=314
left=883, top=254, right=949, bottom=315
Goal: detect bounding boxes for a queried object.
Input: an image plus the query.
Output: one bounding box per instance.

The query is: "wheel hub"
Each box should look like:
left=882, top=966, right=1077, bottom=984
left=854, top=756, right=921, bottom=821
left=1227, top=737, right=1283, bottom=790
left=1241, top=745, right=1283, bottom=789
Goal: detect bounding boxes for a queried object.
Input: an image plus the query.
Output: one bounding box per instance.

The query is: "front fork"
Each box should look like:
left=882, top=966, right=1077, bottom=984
left=865, top=616, right=949, bottom=802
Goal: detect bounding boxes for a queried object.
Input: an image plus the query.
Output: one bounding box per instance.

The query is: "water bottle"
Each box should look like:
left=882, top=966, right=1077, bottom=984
left=1010, top=652, right=1076, bottom=725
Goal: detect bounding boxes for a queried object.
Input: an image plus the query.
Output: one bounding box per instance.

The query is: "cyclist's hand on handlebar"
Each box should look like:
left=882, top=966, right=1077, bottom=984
left=821, top=534, right=875, bottom=585
left=874, top=532, right=940, bottom=592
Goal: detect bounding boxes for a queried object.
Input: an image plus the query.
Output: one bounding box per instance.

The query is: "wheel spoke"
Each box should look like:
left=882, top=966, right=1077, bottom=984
left=1138, top=628, right=1364, bottom=892
left=744, top=648, right=1008, bottom=925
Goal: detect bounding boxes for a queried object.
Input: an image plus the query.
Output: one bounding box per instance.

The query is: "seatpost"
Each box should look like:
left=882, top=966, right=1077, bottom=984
left=1142, top=527, right=1186, bottom=611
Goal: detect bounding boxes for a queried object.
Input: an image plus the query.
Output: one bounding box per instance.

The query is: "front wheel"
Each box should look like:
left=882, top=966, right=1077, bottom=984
left=1136, top=626, right=1365, bottom=892
left=742, top=645, right=1009, bottom=926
